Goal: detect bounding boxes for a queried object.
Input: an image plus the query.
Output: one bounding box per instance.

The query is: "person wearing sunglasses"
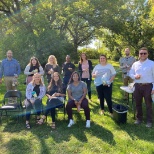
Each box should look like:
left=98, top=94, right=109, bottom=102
left=129, top=47, right=154, bottom=128
left=119, top=48, right=136, bottom=100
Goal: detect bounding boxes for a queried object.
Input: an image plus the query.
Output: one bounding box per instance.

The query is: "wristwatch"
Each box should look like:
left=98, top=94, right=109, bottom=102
left=73, top=98, right=76, bottom=101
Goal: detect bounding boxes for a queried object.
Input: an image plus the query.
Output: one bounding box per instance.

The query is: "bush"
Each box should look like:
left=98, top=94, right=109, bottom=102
left=78, top=48, right=100, bottom=59
left=110, top=50, right=121, bottom=61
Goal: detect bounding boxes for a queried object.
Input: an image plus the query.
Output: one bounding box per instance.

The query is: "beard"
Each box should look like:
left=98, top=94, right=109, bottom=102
left=126, top=53, right=130, bottom=56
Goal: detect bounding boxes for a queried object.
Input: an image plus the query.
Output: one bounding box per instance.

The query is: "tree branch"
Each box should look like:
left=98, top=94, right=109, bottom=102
left=14, top=0, right=20, bottom=12
left=0, top=0, right=10, bottom=10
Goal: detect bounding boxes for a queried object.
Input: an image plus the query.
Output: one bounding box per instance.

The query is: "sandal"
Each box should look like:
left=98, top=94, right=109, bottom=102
left=37, top=117, right=45, bottom=125
left=51, top=122, right=56, bottom=129
left=26, top=123, right=31, bottom=129
left=36, top=117, right=40, bottom=123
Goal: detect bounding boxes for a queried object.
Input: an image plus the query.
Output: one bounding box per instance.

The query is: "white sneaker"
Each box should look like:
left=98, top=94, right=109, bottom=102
left=86, top=120, right=90, bottom=128
left=67, top=119, right=75, bottom=127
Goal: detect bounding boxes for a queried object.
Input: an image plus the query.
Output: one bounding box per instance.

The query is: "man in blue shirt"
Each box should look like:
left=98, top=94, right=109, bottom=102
left=0, top=50, right=21, bottom=92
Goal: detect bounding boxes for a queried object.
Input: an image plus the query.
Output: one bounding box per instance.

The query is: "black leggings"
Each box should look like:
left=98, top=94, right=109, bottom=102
left=96, top=84, right=113, bottom=113
left=44, top=98, right=63, bottom=122
left=81, top=78, right=91, bottom=99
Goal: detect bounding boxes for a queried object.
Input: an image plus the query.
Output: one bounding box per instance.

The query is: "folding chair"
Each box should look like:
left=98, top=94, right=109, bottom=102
left=55, top=98, right=66, bottom=119
left=0, top=90, right=22, bottom=123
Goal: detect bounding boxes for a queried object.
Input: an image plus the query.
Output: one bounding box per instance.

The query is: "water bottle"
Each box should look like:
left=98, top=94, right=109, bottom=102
left=106, top=81, right=111, bottom=87
left=151, top=94, right=154, bottom=103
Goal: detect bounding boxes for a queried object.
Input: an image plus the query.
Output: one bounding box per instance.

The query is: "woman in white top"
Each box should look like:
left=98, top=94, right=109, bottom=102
left=24, top=57, right=44, bottom=84
left=92, top=55, right=116, bottom=116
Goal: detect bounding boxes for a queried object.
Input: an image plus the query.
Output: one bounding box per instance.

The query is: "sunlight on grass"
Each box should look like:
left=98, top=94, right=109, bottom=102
left=0, top=60, right=154, bottom=154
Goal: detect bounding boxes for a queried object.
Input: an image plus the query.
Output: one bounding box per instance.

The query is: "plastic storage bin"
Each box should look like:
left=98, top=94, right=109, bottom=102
left=112, top=104, right=128, bottom=123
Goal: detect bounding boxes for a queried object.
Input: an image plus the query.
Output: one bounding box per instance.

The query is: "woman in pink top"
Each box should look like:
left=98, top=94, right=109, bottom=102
left=78, top=53, right=93, bottom=100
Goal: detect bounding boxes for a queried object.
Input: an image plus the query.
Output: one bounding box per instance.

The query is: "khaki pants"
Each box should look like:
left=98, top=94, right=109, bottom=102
left=123, top=74, right=133, bottom=99
left=4, top=76, right=18, bottom=102
left=4, top=76, right=17, bottom=91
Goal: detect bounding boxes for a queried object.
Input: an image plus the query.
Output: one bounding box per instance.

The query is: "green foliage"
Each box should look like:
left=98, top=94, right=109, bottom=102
left=1, top=0, right=154, bottom=65
left=78, top=48, right=100, bottom=59
left=0, top=1, right=74, bottom=68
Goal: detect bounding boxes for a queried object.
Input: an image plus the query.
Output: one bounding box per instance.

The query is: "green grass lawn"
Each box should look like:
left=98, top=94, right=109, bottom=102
left=0, top=60, right=154, bottom=154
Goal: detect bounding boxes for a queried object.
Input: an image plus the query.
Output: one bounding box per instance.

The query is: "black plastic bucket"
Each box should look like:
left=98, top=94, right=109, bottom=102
left=112, top=104, right=128, bottom=123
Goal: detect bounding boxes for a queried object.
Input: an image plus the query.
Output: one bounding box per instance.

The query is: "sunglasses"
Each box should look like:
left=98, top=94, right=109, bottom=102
left=139, top=53, right=147, bottom=55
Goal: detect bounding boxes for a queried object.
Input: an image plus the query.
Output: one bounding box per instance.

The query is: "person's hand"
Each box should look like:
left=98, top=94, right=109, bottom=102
left=56, top=93, right=60, bottom=96
left=14, top=74, right=18, bottom=78
left=48, top=71, right=52, bottom=74
left=46, top=94, right=50, bottom=98
left=76, top=101, right=81, bottom=112
left=92, top=71, right=98, bottom=78
left=83, top=69, right=88, bottom=72
left=68, top=68, right=72, bottom=71
left=0, top=78, right=2, bottom=84
left=135, top=74, right=141, bottom=79
left=50, top=68, right=53, bottom=73
left=85, top=68, right=89, bottom=72
left=151, top=90, right=154, bottom=94
left=52, top=93, right=57, bottom=97
left=74, top=100, right=77, bottom=105
left=92, top=74, right=96, bottom=78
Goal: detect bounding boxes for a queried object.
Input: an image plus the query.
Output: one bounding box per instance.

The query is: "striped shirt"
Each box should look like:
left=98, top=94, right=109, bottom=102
left=119, top=56, right=136, bottom=74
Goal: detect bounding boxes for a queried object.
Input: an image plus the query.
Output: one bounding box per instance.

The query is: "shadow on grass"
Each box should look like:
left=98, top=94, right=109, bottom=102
left=113, top=118, right=154, bottom=143
left=2, top=119, right=55, bottom=153
left=43, top=113, right=116, bottom=146
left=4, top=138, right=32, bottom=154
left=3, top=113, right=115, bottom=154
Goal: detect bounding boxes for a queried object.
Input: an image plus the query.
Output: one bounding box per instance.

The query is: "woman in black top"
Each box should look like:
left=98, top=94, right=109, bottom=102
left=44, top=55, right=60, bottom=83
left=38, top=72, right=65, bottom=129
left=78, top=53, right=93, bottom=100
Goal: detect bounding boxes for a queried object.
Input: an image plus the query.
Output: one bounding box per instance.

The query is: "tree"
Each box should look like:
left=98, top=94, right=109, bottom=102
left=0, top=0, right=73, bottom=68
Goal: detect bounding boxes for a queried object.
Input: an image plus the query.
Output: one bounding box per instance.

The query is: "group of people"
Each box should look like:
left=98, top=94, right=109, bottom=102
left=119, top=47, right=154, bottom=128
left=0, top=47, right=153, bottom=129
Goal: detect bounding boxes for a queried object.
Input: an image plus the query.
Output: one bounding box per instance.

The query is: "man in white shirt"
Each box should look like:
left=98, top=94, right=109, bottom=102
left=119, top=48, right=136, bottom=100
left=129, top=47, right=154, bottom=128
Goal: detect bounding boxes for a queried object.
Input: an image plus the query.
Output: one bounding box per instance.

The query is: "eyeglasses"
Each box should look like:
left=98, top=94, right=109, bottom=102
left=139, top=53, right=147, bottom=55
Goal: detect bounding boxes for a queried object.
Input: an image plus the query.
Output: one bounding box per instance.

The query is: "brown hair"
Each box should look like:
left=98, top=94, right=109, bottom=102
left=139, top=47, right=148, bottom=52
left=99, top=54, right=107, bottom=62
left=79, top=53, right=87, bottom=64
left=68, top=71, right=81, bottom=84
left=48, top=72, right=62, bottom=92
left=28, top=57, right=41, bottom=68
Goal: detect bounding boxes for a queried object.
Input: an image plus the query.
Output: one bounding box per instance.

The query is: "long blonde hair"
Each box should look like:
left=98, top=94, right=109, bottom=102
left=47, top=55, right=58, bottom=68
left=31, top=73, right=44, bottom=86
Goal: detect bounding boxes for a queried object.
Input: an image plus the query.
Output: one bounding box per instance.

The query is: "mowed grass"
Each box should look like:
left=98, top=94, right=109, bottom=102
left=0, top=60, right=154, bottom=154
